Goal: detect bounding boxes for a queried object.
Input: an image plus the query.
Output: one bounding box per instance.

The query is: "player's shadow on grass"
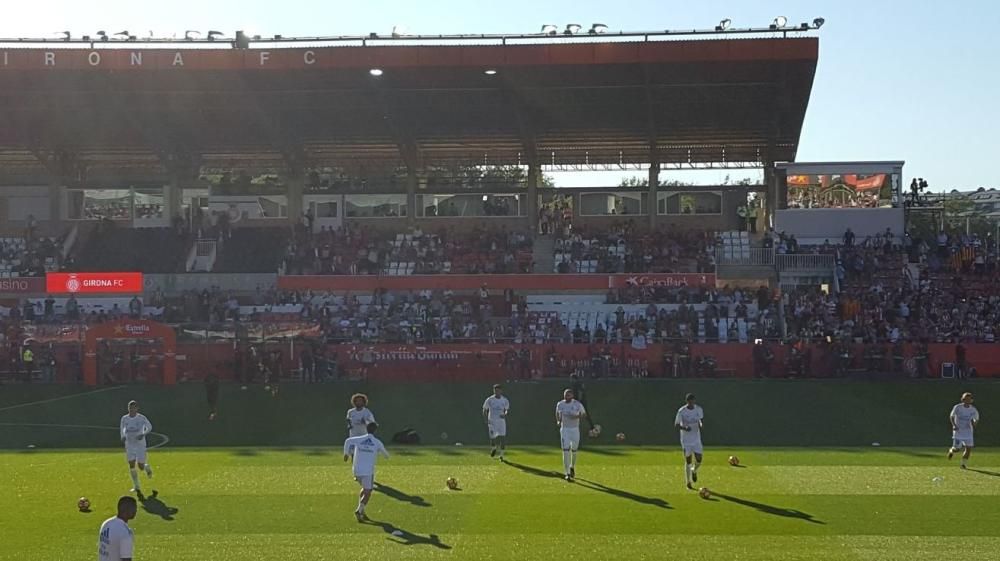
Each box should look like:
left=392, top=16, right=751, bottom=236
left=363, top=519, right=451, bottom=549
left=575, top=479, right=672, bottom=509
left=140, top=491, right=179, bottom=521
left=715, top=493, right=822, bottom=524
left=580, top=446, right=626, bottom=456
left=374, top=483, right=432, bottom=507
left=503, top=460, right=565, bottom=479
left=967, top=468, right=1000, bottom=477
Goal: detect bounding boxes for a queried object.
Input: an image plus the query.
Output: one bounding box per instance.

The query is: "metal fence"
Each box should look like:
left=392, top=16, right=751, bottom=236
left=775, top=254, right=836, bottom=271
left=715, top=247, right=775, bottom=266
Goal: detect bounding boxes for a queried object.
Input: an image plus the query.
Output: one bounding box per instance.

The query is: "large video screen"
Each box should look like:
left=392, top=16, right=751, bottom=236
left=784, top=173, right=893, bottom=209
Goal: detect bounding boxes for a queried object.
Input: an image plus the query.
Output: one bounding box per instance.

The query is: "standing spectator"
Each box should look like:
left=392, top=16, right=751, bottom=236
left=955, top=343, right=967, bottom=379
left=128, top=296, right=143, bottom=319
left=843, top=228, right=855, bottom=248
left=300, top=344, right=316, bottom=383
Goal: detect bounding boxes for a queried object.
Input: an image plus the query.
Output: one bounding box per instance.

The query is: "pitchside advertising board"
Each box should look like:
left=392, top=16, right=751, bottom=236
left=45, top=272, right=144, bottom=294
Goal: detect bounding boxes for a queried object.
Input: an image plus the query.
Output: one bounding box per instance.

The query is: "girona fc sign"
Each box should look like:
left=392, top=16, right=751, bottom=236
left=46, top=272, right=143, bottom=294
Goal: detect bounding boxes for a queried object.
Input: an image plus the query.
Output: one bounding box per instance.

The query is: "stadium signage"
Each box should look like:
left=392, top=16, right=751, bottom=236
left=614, top=274, right=714, bottom=289
left=46, top=272, right=144, bottom=294
left=1, top=49, right=324, bottom=70
left=278, top=273, right=716, bottom=291
left=0, top=277, right=46, bottom=294
left=350, top=349, right=462, bottom=362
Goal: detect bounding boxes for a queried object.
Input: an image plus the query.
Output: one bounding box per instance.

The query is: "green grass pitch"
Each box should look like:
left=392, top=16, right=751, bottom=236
left=3, top=445, right=999, bottom=560
left=1, top=381, right=996, bottom=560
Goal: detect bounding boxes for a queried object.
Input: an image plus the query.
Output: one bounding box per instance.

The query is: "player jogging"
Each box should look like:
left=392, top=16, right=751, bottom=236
left=555, top=388, right=586, bottom=482
left=948, top=392, right=980, bottom=469
left=98, top=496, right=137, bottom=561
left=674, top=393, right=705, bottom=490
left=483, top=384, right=510, bottom=461
left=120, top=400, right=153, bottom=499
left=343, top=422, right=389, bottom=522
left=346, top=394, right=376, bottom=437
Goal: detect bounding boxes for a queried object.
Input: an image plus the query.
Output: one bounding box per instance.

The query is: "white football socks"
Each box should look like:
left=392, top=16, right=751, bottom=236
left=562, top=450, right=572, bottom=474
left=570, top=450, right=577, bottom=469
left=684, top=463, right=692, bottom=483
left=144, top=464, right=153, bottom=478
left=693, top=462, right=701, bottom=473
left=129, top=468, right=140, bottom=490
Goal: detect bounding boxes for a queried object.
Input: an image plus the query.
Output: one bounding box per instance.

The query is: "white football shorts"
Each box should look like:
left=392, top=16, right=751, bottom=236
left=560, top=427, right=580, bottom=450
left=953, top=435, right=974, bottom=449
left=488, top=420, right=507, bottom=439
left=355, top=474, right=374, bottom=490
left=125, top=444, right=148, bottom=464
left=681, top=440, right=704, bottom=456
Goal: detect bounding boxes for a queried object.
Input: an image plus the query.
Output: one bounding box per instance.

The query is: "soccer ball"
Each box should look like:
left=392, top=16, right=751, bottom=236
left=728, top=455, right=740, bottom=466
left=592, top=424, right=603, bottom=436
left=446, top=477, right=459, bottom=490
left=587, top=428, right=599, bottom=438
left=615, top=432, right=626, bottom=442
left=77, top=497, right=91, bottom=512
left=698, top=487, right=712, bottom=499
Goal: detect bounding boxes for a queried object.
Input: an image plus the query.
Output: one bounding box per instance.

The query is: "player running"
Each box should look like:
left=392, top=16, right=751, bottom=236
left=120, top=400, right=153, bottom=499
left=343, top=422, right=389, bottom=522
left=346, top=393, right=376, bottom=437
left=948, top=392, right=980, bottom=469
left=483, top=384, right=510, bottom=461
left=674, top=393, right=704, bottom=490
left=98, top=496, right=137, bottom=561
left=555, top=388, right=586, bottom=482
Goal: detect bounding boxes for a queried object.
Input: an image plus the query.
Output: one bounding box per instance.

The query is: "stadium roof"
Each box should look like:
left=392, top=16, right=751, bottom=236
left=0, top=37, right=818, bottom=180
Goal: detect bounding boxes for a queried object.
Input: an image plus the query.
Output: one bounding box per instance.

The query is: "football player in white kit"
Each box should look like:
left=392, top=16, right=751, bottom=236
left=483, top=384, right=510, bottom=461
left=343, top=422, right=389, bottom=522
left=97, top=495, right=137, bottom=561
left=674, top=393, right=704, bottom=490
left=346, top=393, right=377, bottom=437
left=948, top=392, right=980, bottom=469
left=555, top=388, right=586, bottom=481
left=120, top=401, right=154, bottom=499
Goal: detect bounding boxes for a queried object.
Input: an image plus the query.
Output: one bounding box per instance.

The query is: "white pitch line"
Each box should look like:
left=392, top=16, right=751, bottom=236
left=0, top=385, right=126, bottom=413
left=0, top=423, right=170, bottom=449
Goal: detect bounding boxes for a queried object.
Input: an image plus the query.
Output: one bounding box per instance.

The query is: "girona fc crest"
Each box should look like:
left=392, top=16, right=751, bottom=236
left=65, top=275, right=81, bottom=293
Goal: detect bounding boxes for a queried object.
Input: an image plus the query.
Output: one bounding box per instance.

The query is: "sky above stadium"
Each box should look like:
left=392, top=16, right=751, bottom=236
left=3, top=0, right=997, bottom=190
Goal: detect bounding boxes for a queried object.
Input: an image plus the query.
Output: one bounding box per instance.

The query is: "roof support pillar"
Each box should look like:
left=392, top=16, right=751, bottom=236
left=164, top=174, right=183, bottom=226
left=648, top=159, right=660, bottom=229
left=527, top=162, right=541, bottom=233
left=48, top=179, right=63, bottom=223
left=284, top=171, right=304, bottom=227
left=406, top=168, right=418, bottom=227
left=763, top=139, right=777, bottom=232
